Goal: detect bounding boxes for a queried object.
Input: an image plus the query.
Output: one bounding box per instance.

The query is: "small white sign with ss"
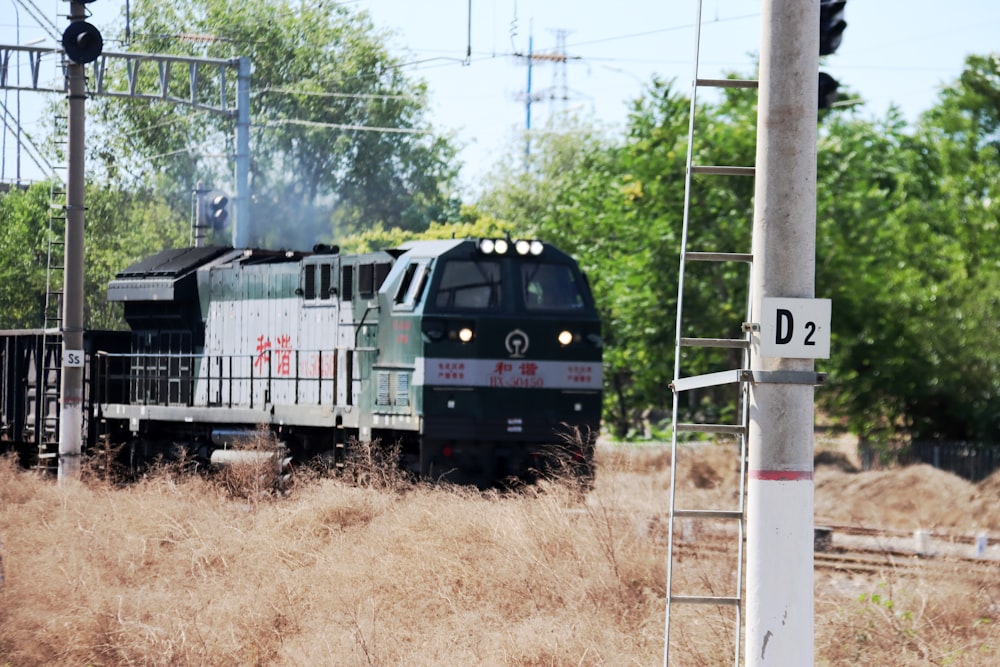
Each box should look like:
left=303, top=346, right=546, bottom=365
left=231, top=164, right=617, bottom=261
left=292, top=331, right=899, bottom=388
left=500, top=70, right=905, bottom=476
left=760, top=298, right=831, bottom=359
left=63, top=349, right=85, bottom=367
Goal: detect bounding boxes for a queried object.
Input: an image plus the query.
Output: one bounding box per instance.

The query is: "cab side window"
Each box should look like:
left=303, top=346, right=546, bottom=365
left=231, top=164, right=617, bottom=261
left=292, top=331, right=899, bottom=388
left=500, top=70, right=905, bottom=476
left=303, top=264, right=316, bottom=300
left=342, top=265, right=354, bottom=301
left=359, top=263, right=375, bottom=298
left=301, top=262, right=336, bottom=301
left=394, top=260, right=431, bottom=308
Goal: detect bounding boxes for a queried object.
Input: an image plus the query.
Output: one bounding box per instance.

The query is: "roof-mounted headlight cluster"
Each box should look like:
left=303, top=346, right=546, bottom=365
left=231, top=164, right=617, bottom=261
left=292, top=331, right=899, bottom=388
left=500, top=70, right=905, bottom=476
left=478, top=238, right=544, bottom=256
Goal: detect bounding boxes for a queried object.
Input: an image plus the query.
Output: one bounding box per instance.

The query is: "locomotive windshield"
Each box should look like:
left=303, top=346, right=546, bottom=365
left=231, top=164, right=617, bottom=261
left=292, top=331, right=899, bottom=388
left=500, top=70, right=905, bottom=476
left=430, top=256, right=587, bottom=313
left=522, top=262, right=585, bottom=311
left=434, top=260, right=503, bottom=310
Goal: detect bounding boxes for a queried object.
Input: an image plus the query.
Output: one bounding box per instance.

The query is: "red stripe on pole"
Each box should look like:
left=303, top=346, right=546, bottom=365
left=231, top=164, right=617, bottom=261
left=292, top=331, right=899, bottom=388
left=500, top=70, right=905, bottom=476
left=749, top=469, right=813, bottom=481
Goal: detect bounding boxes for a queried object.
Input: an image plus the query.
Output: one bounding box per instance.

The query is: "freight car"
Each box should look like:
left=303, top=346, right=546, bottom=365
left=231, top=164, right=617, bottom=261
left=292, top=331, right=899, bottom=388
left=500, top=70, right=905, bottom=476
left=1, top=238, right=603, bottom=486
left=0, top=329, right=130, bottom=469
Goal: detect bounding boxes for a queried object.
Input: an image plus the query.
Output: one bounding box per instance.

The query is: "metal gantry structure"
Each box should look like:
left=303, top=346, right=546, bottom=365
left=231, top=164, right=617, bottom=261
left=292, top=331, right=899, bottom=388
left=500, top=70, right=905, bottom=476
left=0, top=44, right=251, bottom=244
left=1, top=37, right=251, bottom=478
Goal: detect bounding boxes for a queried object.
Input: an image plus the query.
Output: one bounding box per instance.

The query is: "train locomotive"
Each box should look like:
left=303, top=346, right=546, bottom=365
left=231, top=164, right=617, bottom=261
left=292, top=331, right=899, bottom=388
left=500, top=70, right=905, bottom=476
left=1, top=237, right=603, bottom=486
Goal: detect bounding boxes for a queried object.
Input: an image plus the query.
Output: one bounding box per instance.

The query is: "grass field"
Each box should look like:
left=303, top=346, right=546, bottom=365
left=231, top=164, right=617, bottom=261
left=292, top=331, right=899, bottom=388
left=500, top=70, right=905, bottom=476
left=1, top=441, right=998, bottom=666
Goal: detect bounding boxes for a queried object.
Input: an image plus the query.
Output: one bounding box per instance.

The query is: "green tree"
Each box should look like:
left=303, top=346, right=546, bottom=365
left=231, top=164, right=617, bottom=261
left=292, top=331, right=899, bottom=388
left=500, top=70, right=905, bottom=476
left=0, top=182, right=188, bottom=330
left=93, top=0, right=459, bottom=248
left=481, top=78, right=760, bottom=438
left=0, top=184, right=51, bottom=328
left=815, top=54, right=1000, bottom=447
left=83, top=186, right=189, bottom=329
left=480, top=116, right=656, bottom=437
left=481, top=62, right=1000, bottom=449
left=336, top=204, right=515, bottom=254
left=899, top=54, right=1000, bottom=443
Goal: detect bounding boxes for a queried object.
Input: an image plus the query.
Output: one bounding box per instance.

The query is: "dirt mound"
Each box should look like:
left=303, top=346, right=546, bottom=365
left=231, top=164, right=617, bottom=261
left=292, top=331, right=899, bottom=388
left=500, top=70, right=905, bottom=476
left=977, top=467, right=1000, bottom=495
left=815, top=463, right=991, bottom=532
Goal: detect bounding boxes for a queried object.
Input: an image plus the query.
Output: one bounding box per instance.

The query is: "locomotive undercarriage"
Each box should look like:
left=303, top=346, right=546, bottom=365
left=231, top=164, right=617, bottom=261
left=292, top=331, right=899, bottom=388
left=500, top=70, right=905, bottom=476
left=103, top=418, right=592, bottom=489
left=416, top=437, right=594, bottom=488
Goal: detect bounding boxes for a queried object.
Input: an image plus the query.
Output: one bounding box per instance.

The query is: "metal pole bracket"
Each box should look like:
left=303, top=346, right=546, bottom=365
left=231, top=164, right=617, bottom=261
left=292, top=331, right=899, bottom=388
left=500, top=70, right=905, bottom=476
left=742, top=370, right=826, bottom=386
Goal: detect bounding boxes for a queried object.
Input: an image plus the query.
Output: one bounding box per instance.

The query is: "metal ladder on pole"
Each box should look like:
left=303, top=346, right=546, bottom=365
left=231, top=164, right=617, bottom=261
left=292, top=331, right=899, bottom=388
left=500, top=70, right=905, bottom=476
left=662, top=2, right=758, bottom=665
left=37, top=111, right=69, bottom=473
left=44, top=158, right=67, bottom=332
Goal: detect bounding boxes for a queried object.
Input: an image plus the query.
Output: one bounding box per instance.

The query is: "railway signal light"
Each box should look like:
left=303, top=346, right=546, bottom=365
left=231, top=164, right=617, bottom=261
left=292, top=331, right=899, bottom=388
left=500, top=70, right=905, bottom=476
left=819, top=1, right=845, bottom=110
left=819, top=0, right=847, bottom=56
left=62, top=21, right=103, bottom=64
left=208, top=193, right=229, bottom=231
left=63, top=0, right=103, bottom=65
left=818, top=72, right=840, bottom=110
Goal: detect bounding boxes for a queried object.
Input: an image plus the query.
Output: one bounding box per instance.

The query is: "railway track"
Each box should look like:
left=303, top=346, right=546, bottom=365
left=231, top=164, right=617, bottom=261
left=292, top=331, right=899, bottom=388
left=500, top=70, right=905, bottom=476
left=642, top=516, right=1000, bottom=577
left=813, top=547, right=999, bottom=576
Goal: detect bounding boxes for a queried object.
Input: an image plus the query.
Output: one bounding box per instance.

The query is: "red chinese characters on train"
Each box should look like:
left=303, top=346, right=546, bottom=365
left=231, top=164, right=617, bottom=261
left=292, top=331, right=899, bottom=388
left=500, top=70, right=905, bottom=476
left=274, top=334, right=292, bottom=376
left=254, top=333, right=334, bottom=378
left=254, top=335, right=272, bottom=373
left=253, top=334, right=291, bottom=374
left=489, top=361, right=544, bottom=388
left=436, top=361, right=465, bottom=381
left=566, top=364, right=595, bottom=386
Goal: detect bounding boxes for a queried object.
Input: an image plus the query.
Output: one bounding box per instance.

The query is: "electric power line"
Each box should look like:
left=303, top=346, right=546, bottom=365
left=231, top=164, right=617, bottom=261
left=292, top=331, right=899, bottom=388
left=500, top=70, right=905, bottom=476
left=257, top=118, right=429, bottom=134
left=256, top=87, right=421, bottom=101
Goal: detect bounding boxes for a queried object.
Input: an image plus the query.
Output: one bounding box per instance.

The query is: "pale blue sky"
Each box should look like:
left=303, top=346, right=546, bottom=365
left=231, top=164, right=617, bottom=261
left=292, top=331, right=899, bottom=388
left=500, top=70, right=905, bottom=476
left=2, top=1, right=999, bottom=187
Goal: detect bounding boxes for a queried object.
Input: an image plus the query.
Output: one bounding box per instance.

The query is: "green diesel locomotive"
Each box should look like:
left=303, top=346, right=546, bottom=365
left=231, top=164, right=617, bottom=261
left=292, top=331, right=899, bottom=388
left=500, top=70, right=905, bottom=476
left=2, top=238, right=602, bottom=487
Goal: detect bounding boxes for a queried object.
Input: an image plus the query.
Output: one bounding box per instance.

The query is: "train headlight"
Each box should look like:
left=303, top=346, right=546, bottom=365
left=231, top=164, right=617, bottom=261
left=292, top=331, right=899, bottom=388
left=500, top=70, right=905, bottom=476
left=458, top=327, right=474, bottom=343
left=529, top=240, right=544, bottom=255
left=557, top=330, right=574, bottom=346
left=494, top=239, right=509, bottom=254
left=479, top=238, right=495, bottom=254
left=515, top=239, right=531, bottom=255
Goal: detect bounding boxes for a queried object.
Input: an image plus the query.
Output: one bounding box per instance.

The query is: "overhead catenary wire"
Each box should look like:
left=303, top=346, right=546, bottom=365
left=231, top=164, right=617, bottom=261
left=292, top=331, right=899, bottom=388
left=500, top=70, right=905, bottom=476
left=379, top=12, right=762, bottom=73
left=120, top=110, right=211, bottom=137
left=13, top=0, right=61, bottom=42
left=255, top=87, right=422, bottom=101
left=256, top=118, right=429, bottom=134
left=566, top=11, right=760, bottom=50
left=0, top=98, right=57, bottom=179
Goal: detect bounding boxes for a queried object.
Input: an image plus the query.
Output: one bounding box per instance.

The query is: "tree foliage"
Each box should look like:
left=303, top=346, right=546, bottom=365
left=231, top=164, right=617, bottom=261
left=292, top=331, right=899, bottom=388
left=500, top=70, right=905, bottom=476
left=93, top=0, right=459, bottom=248
left=0, top=182, right=188, bottom=330
left=3, top=33, right=998, bottom=450
left=82, top=186, right=190, bottom=329
left=481, top=80, right=757, bottom=437
left=816, top=54, right=1000, bottom=445
left=480, top=58, right=1000, bottom=447
left=0, top=184, right=51, bottom=327
left=337, top=205, right=515, bottom=254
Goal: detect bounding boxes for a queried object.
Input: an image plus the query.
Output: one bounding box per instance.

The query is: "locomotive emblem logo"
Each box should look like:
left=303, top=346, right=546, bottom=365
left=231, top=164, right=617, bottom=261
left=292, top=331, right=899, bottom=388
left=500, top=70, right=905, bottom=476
left=505, top=329, right=530, bottom=358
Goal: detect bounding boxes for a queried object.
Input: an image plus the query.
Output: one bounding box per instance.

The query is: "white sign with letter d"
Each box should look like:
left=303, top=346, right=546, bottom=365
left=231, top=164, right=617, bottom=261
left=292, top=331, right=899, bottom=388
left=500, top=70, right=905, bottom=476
left=760, top=297, right=831, bottom=359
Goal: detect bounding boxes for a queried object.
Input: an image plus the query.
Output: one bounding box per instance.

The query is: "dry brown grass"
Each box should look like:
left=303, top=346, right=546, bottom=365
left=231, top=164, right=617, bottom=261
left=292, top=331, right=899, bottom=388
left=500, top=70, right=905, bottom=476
left=1, top=441, right=998, bottom=666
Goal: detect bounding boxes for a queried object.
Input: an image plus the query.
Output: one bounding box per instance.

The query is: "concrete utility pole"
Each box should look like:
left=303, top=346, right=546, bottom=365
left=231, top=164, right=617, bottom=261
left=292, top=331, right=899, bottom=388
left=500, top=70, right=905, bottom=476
left=746, top=0, right=820, bottom=663
left=58, top=0, right=93, bottom=483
